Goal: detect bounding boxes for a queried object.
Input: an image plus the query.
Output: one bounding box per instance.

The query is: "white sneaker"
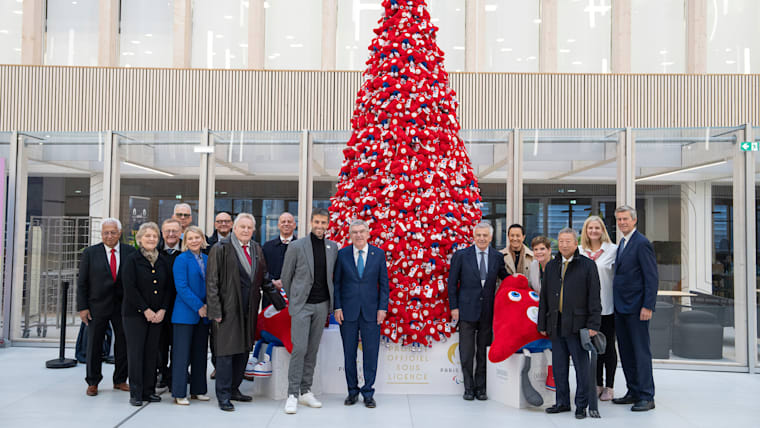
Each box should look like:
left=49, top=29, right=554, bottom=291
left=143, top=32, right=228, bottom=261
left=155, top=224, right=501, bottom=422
left=284, top=394, right=298, bottom=414
left=174, top=397, right=190, bottom=405
left=191, top=394, right=211, bottom=401
left=298, top=391, right=322, bottom=408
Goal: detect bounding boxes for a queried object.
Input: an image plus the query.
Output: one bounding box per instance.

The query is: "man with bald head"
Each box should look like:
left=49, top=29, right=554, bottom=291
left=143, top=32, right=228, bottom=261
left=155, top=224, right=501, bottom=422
left=263, top=212, right=297, bottom=305
left=206, top=211, right=234, bottom=251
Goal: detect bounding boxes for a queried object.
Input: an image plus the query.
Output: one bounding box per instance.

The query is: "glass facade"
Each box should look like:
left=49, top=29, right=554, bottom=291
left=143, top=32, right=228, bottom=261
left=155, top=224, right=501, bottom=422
left=44, top=0, right=99, bottom=66
left=631, top=0, right=685, bottom=73
left=264, top=0, right=322, bottom=70
left=557, top=0, right=611, bottom=73
left=634, top=127, right=743, bottom=364
left=335, top=0, right=383, bottom=71
left=0, top=0, right=23, bottom=64
left=706, top=0, right=760, bottom=74
left=483, top=0, right=540, bottom=73
left=191, top=0, right=249, bottom=69
left=120, top=0, right=173, bottom=68
left=427, top=0, right=465, bottom=72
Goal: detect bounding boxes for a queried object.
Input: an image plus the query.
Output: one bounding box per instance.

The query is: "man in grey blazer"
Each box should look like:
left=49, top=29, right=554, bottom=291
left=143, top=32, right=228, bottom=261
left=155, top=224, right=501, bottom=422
left=280, top=208, right=338, bottom=414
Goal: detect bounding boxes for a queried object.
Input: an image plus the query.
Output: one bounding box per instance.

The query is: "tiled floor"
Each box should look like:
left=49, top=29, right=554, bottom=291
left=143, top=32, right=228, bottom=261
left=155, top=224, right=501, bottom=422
left=0, top=346, right=756, bottom=428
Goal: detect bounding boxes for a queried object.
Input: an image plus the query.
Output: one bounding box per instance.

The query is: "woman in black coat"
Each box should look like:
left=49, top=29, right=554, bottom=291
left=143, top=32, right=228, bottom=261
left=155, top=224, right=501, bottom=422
left=122, top=222, right=172, bottom=406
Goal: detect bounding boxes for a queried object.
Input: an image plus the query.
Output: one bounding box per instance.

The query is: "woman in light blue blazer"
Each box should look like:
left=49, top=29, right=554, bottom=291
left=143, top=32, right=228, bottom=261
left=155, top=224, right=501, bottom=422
left=171, top=226, right=210, bottom=405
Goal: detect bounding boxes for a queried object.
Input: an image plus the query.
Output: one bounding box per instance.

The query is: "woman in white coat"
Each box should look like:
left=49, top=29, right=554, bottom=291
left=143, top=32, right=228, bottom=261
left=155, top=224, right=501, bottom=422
left=579, top=215, right=617, bottom=401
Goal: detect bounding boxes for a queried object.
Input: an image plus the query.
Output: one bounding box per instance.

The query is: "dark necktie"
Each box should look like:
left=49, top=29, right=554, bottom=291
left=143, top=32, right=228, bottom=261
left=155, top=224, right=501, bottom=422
left=617, top=238, right=626, bottom=262
left=479, top=251, right=487, bottom=282
left=167, top=248, right=176, bottom=255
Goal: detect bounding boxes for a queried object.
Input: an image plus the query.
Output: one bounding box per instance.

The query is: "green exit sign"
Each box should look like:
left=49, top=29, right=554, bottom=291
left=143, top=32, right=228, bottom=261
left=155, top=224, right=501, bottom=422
left=740, top=141, right=759, bottom=151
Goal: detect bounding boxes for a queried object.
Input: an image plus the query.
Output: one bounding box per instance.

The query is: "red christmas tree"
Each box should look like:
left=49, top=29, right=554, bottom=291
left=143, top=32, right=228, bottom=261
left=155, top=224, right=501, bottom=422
left=329, top=0, right=482, bottom=347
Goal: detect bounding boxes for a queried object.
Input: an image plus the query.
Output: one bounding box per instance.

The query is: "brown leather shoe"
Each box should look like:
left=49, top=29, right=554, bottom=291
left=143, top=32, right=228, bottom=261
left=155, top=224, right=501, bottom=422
left=86, top=385, right=98, bottom=396
left=113, top=383, right=130, bottom=392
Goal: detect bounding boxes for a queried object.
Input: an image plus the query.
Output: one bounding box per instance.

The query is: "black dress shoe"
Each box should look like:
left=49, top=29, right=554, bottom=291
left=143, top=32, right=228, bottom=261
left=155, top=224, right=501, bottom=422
left=218, top=400, right=235, bottom=411
left=631, top=400, right=655, bottom=411
left=129, top=398, right=143, bottom=407
left=144, top=394, right=161, bottom=403
left=575, top=408, right=587, bottom=419
left=344, top=395, right=359, bottom=406
left=545, top=404, right=571, bottom=414
left=364, top=397, right=377, bottom=408
left=230, top=391, right=253, bottom=402
left=612, top=393, right=638, bottom=405
left=157, top=380, right=168, bottom=389
left=463, top=391, right=475, bottom=401
left=476, top=391, right=488, bottom=401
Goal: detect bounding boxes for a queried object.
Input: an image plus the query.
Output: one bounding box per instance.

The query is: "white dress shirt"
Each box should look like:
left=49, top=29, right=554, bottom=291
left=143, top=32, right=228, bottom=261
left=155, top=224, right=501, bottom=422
left=353, top=244, right=369, bottom=267
left=104, top=243, right=120, bottom=272
left=580, top=241, right=617, bottom=315
left=280, top=235, right=293, bottom=244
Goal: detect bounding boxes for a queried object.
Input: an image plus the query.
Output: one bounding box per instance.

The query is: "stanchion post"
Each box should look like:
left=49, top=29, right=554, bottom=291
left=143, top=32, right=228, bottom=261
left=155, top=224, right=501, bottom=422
left=46, top=281, right=77, bottom=369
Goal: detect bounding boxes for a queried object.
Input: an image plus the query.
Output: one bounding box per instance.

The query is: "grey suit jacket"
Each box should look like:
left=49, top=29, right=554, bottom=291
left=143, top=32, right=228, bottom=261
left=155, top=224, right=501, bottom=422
left=281, top=234, right=338, bottom=316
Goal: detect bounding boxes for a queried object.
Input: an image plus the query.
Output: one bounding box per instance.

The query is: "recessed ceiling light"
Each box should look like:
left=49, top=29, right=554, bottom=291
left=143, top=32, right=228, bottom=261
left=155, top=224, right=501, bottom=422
left=484, top=4, right=498, bottom=12
left=0, top=30, right=9, bottom=34
left=239, top=43, right=248, bottom=48
left=533, top=18, right=541, bottom=24
left=567, top=38, right=576, bottom=43
left=289, top=43, right=303, bottom=48
left=496, top=38, right=504, bottom=43
left=144, top=50, right=153, bottom=55
left=560, top=49, right=571, bottom=53
left=500, top=47, right=512, bottom=52
left=572, top=60, right=583, bottom=65
left=285, top=35, right=295, bottom=40
left=145, top=33, right=153, bottom=37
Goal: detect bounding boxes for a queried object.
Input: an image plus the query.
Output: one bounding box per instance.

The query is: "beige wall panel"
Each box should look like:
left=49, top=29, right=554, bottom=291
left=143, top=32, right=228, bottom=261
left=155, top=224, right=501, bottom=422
left=0, top=66, right=758, bottom=131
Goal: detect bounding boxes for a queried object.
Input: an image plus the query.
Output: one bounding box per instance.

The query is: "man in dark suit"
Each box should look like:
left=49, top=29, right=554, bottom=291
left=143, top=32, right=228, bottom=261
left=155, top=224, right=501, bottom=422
left=538, top=227, right=601, bottom=420
left=448, top=222, right=507, bottom=401
left=334, top=219, right=389, bottom=408
left=156, top=218, right=182, bottom=389
left=206, top=211, right=233, bottom=251
left=611, top=205, right=658, bottom=412
left=77, top=218, right=135, bottom=397
left=207, top=213, right=265, bottom=412
left=264, top=211, right=297, bottom=306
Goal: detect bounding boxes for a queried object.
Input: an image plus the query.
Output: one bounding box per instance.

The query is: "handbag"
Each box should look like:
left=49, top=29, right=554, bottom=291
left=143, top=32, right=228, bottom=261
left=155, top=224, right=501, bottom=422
left=262, top=281, right=287, bottom=311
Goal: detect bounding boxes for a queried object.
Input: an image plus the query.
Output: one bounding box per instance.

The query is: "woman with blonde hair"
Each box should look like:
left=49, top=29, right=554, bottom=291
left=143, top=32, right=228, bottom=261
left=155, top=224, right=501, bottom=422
left=579, top=215, right=618, bottom=401
left=122, top=222, right=172, bottom=406
left=171, top=226, right=211, bottom=405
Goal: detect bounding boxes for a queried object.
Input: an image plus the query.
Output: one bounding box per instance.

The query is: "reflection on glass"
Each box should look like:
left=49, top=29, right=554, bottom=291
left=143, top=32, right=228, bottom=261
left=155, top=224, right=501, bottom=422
left=707, top=0, right=760, bottom=74
left=635, top=127, right=741, bottom=363
left=631, top=0, right=685, bottom=73
left=557, top=0, right=611, bottom=73
left=483, top=0, right=539, bottom=72
left=44, top=0, right=99, bottom=66
left=427, top=0, right=465, bottom=72
left=0, top=0, right=23, bottom=64
left=336, top=0, right=383, bottom=70
left=192, top=0, right=249, bottom=69
left=19, top=133, right=103, bottom=342
left=755, top=127, right=760, bottom=366
left=522, top=129, right=619, bottom=245
left=265, top=0, right=322, bottom=69
left=120, top=0, right=173, bottom=67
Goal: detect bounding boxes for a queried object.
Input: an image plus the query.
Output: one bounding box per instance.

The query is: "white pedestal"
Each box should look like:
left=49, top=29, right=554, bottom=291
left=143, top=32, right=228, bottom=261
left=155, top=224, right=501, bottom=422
left=249, top=345, right=323, bottom=400
left=486, top=350, right=554, bottom=409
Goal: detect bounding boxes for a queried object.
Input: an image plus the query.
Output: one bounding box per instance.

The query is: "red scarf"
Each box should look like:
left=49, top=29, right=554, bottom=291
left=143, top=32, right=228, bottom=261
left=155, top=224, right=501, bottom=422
left=585, top=247, right=604, bottom=261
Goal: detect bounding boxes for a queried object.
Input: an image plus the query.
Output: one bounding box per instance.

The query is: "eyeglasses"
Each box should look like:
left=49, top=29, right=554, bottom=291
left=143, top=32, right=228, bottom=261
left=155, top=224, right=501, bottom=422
left=215, top=219, right=232, bottom=224
left=175, top=213, right=192, bottom=218
left=102, top=231, right=121, bottom=236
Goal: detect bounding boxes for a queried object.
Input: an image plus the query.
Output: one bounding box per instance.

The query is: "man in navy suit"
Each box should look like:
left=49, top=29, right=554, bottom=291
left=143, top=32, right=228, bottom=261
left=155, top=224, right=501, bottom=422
left=612, top=205, right=658, bottom=412
left=333, top=219, right=389, bottom=409
left=448, top=222, right=508, bottom=401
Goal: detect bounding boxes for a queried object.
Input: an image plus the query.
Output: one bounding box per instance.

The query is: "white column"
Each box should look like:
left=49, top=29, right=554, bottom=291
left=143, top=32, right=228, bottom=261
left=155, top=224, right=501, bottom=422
left=298, top=130, right=312, bottom=235
left=98, top=0, right=120, bottom=66
left=686, top=0, right=707, bottom=73
left=539, top=0, right=557, bottom=72
left=1, top=132, right=19, bottom=343
left=464, top=0, right=479, bottom=72
left=198, top=129, right=216, bottom=234
left=611, top=0, right=631, bottom=73
left=510, top=129, right=523, bottom=226
left=9, top=133, right=28, bottom=342
left=20, top=0, right=45, bottom=64
left=249, top=0, right=266, bottom=69
left=732, top=135, right=749, bottom=367
left=506, top=130, right=515, bottom=227
left=680, top=182, right=713, bottom=295
left=322, top=0, right=338, bottom=70
left=173, top=0, right=193, bottom=68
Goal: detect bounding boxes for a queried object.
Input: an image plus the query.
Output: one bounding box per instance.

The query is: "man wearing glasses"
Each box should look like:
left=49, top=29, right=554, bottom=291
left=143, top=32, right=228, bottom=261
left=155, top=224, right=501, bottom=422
left=156, top=218, right=183, bottom=389
left=172, top=203, right=194, bottom=237
left=207, top=212, right=234, bottom=251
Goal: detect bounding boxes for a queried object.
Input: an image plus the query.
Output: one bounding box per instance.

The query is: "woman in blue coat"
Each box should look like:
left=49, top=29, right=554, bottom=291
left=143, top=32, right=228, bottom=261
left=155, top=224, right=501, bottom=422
left=171, top=226, right=211, bottom=405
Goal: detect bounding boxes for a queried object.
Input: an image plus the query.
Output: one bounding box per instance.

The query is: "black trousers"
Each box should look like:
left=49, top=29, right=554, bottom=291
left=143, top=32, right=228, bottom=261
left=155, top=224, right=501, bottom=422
left=209, top=326, right=216, bottom=368
left=215, top=352, right=247, bottom=402
left=596, top=314, right=617, bottom=388
left=551, top=317, right=590, bottom=409
left=123, top=316, right=162, bottom=400
left=458, top=319, right=491, bottom=393
left=85, top=305, right=128, bottom=386
left=171, top=322, right=209, bottom=398
left=157, top=316, right=173, bottom=384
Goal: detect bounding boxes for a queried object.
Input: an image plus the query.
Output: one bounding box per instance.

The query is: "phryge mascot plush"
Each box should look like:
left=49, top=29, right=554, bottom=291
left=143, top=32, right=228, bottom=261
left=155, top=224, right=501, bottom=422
left=245, top=296, right=293, bottom=380
left=488, top=274, right=553, bottom=406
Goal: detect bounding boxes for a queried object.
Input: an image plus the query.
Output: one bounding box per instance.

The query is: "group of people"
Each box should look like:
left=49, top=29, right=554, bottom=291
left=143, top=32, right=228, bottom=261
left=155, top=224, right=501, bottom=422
left=76, top=201, right=657, bottom=417
left=76, top=204, right=389, bottom=414
left=448, top=205, right=658, bottom=419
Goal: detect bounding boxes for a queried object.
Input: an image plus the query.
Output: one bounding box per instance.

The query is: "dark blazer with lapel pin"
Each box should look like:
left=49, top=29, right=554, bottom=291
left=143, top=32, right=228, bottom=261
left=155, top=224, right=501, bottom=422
left=333, top=244, right=390, bottom=322
left=447, top=245, right=508, bottom=323
left=77, top=242, right=136, bottom=317
left=613, top=230, right=658, bottom=314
